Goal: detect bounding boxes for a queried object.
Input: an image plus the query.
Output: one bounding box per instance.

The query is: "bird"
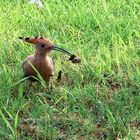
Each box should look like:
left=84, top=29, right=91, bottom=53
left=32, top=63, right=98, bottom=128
left=19, top=36, right=81, bottom=87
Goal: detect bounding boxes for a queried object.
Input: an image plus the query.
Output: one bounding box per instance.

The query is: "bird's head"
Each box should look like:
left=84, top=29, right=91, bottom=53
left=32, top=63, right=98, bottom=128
left=19, top=36, right=81, bottom=63
left=19, top=36, right=72, bottom=56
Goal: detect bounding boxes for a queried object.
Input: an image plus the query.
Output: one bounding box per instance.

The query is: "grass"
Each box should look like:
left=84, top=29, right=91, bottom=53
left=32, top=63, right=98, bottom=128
left=0, top=0, right=140, bottom=139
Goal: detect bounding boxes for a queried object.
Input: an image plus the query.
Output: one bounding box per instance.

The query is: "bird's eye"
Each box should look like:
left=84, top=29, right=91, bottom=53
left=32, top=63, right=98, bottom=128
left=41, top=44, right=45, bottom=48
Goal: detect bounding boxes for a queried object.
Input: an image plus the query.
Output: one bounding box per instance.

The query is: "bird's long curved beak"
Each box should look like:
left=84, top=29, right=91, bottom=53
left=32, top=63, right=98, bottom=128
left=52, top=46, right=72, bottom=56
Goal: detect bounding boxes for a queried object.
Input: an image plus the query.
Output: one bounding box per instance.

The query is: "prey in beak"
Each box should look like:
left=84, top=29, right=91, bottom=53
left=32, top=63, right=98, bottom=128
left=52, top=46, right=81, bottom=63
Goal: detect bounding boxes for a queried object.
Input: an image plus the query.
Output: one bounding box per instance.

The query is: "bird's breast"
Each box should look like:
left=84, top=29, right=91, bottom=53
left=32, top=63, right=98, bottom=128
left=38, top=56, right=54, bottom=76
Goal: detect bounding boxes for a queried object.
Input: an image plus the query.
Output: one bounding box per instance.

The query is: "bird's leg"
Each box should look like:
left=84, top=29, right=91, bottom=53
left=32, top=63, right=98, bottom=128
left=57, top=70, right=62, bottom=82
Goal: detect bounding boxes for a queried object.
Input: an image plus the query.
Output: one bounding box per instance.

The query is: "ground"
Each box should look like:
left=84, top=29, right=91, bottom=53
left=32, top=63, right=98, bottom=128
left=0, top=0, right=140, bottom=139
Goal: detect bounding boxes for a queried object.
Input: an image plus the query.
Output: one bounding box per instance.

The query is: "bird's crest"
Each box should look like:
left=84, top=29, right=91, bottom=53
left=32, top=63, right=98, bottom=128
left=19, top=36, right=52, bottom=45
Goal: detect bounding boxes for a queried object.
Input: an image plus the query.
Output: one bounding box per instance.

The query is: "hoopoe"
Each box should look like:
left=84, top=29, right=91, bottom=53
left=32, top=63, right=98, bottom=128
left=19, top=36, right=80, bottom=86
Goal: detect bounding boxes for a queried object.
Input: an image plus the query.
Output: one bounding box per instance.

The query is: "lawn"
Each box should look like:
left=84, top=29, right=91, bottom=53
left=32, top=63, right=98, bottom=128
left=0, top=0, right=140, bottom=139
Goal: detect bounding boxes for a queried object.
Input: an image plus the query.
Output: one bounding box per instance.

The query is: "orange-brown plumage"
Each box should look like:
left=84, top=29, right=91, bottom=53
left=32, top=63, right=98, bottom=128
left=20, top=37, right=54, bottom=85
